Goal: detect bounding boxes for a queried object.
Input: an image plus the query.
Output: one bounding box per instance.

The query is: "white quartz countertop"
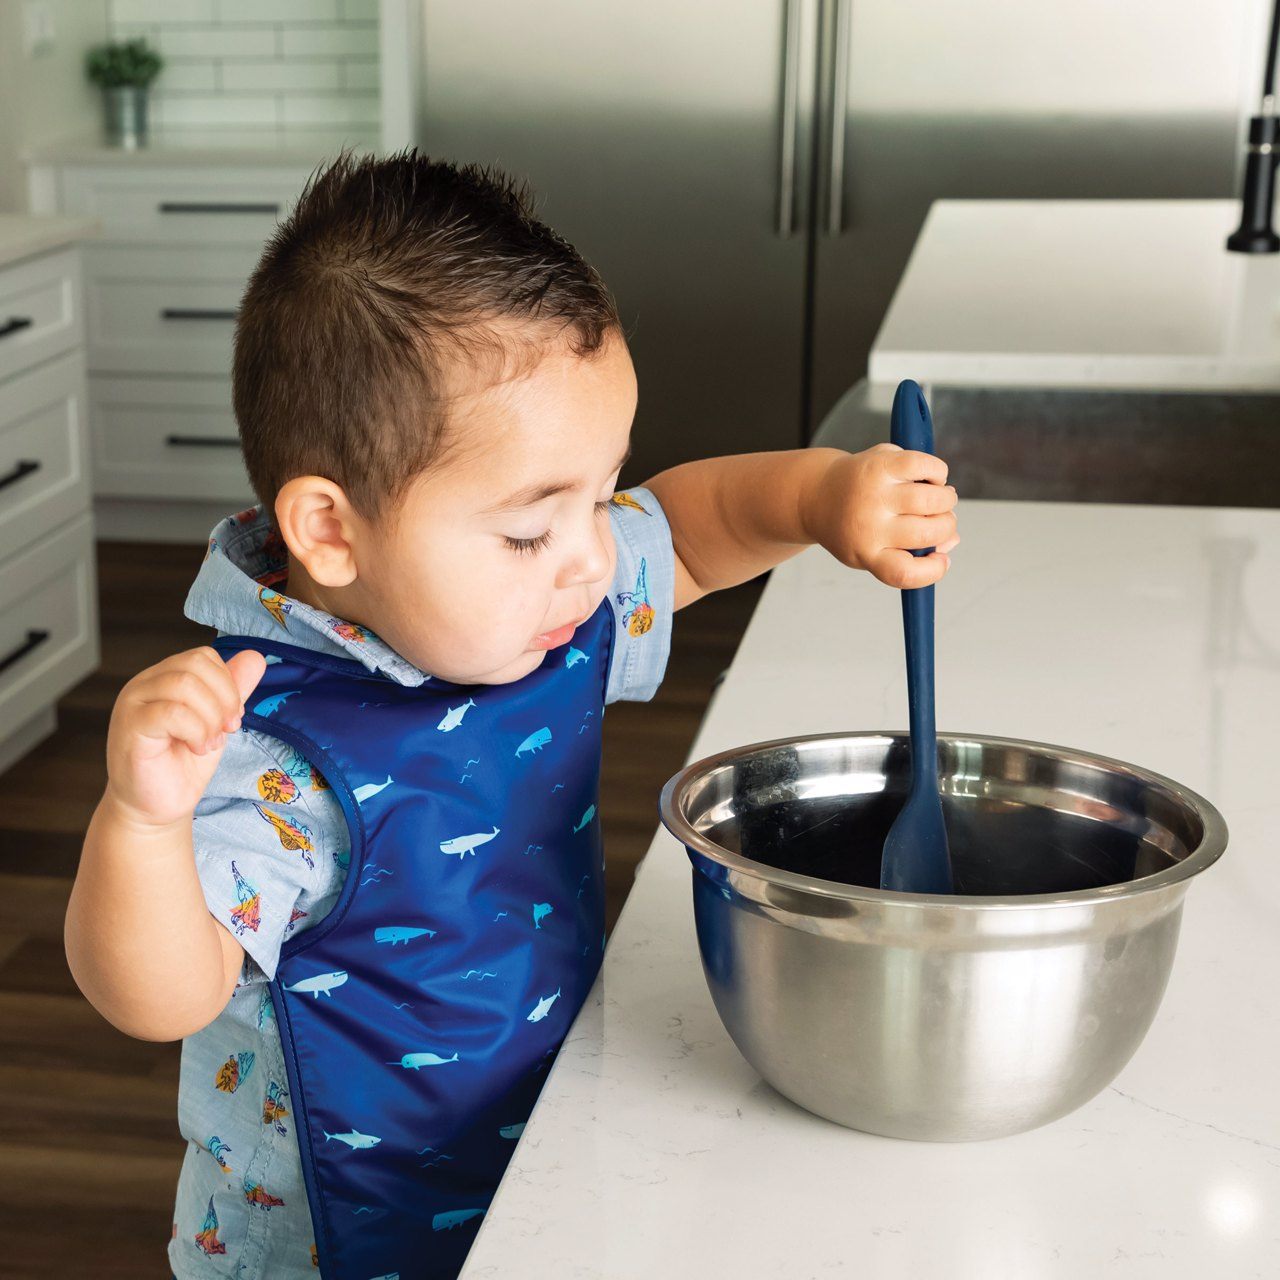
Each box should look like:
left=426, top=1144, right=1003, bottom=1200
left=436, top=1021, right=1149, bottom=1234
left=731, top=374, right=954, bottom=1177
left=0, top=214, right=101, bottom=269
left=869, top=199, right=1280, bottom=391
left=21, top=129, right=381, bottom=168
left=462, top=498, right=1279, bottom=1278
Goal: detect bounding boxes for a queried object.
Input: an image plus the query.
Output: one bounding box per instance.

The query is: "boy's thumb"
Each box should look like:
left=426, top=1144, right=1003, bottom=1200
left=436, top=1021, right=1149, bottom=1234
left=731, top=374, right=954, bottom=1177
left=225, top=649, right=269, bottom=707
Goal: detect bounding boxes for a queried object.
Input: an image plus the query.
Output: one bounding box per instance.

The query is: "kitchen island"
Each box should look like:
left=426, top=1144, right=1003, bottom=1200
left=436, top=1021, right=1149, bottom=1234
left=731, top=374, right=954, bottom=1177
left=461, top=497, right=1279, bottom=1278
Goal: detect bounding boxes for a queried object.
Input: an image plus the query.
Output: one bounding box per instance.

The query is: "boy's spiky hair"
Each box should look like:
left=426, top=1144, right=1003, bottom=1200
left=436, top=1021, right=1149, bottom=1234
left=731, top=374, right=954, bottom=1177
left=232, top=146, right=621, bottom=529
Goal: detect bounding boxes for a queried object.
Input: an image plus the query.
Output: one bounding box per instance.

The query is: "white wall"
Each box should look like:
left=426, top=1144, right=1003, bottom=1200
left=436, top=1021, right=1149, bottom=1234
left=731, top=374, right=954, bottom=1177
left=0, top=0, right=110, bottom=213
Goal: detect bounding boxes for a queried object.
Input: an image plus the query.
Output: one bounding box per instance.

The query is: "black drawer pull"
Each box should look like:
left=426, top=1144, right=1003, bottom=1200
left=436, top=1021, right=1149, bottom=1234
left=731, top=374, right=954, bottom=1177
left=0, top=459, right=41, bottom=492
left=0, top=628, right=50, bottom=677
left=165, top=435, right=239, bottom=448
left=0, top=316, right=34, bottom=340
left=161, top=308, right=239, bottom=322
left=158, top=201, right=280, bottom=215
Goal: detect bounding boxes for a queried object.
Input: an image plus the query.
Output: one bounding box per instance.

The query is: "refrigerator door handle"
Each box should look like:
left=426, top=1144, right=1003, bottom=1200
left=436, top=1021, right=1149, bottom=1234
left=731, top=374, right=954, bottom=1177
left=824, top=0, right=852, bottom=235
left=777, top=0, right=805, bottom=237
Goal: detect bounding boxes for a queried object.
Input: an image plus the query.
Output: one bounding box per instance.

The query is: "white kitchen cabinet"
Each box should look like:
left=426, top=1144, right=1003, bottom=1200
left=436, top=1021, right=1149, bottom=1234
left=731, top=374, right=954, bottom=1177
left=0, top=218, right=100, bottom=775
left=27, top=156, right=343, bottom=541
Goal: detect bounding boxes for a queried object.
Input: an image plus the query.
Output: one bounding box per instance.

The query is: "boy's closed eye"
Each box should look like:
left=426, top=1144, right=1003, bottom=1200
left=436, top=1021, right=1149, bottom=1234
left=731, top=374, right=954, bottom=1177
left=504, top=497, right=615, bottom=555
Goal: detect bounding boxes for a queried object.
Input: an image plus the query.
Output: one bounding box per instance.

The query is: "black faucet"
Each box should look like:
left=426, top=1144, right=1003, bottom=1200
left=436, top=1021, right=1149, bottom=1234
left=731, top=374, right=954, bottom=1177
left=1227, top=0, right=1280, bottom=253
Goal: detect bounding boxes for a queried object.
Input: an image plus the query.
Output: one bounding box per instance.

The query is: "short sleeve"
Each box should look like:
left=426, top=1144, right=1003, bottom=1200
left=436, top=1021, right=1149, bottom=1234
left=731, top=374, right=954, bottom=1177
left=191, top=727, right=349, bottom=982
left=605, top=485, right=675, bottom=704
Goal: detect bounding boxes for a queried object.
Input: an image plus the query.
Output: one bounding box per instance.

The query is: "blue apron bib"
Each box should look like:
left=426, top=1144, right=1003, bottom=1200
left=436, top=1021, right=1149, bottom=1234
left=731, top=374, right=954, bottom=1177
left=211, top=598, right=614, bottom=1279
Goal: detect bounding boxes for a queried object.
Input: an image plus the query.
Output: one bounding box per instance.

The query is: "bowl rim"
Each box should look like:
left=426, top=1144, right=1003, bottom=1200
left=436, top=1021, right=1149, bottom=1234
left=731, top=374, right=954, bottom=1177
left=657, top=730, right=1230, bottom=910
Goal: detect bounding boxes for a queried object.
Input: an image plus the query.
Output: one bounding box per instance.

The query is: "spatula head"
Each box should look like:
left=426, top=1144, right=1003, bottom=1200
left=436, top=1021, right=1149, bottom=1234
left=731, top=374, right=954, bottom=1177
left=880, top=783, right=954, bottom=894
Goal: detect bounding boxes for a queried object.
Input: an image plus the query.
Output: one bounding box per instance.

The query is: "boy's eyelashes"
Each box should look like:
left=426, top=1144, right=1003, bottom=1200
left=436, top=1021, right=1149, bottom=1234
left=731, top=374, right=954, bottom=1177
left=504, top=498, right=614, bottom=555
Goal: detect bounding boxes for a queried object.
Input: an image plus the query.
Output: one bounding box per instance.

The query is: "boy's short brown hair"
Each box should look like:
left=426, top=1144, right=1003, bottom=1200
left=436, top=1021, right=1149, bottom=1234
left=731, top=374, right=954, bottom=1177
left=232, top=147, right=621, bottom=529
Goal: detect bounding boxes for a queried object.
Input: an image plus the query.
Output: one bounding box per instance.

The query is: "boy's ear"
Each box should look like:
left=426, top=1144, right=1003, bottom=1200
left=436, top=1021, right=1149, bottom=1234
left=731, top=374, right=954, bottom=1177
left=274, top=476, right=361, bottom=588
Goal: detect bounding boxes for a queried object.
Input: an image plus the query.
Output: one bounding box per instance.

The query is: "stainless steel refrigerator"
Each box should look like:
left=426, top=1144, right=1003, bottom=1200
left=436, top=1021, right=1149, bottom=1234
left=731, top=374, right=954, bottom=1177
left=410, top=0, right=1264, bottom=481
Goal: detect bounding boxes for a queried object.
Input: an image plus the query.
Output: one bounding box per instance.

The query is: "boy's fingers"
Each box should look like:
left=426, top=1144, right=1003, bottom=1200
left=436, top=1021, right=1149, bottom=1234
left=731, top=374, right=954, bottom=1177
left=898, top=483, right=957, bottom=515
left=888, top=450, right=949, bottom=485
left=893, top=512, right=958, bottom=549
left=876, top=548, right=950, bottom=589
left=223, top=649, right=268, bottom=710
left=137, top=667, right=227, bottom=733
left=134, top=700, right=222, bottom=755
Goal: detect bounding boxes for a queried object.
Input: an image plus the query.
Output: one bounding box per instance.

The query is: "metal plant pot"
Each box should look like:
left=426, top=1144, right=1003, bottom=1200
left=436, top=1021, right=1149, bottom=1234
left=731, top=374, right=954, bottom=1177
left=659, top=731, right=1227, bottom=1141
left=103, top=86, right=149, bottom=149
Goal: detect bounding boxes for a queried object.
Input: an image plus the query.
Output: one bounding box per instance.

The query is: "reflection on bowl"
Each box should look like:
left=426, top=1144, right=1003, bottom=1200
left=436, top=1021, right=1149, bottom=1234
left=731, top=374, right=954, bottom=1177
left=659, top=732, right=1227, bottom=1141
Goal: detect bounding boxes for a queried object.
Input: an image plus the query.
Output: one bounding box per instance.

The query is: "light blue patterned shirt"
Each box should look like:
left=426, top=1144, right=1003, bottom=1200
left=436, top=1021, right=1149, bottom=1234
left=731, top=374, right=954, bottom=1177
left=168, top=489, right=674, bottom=1278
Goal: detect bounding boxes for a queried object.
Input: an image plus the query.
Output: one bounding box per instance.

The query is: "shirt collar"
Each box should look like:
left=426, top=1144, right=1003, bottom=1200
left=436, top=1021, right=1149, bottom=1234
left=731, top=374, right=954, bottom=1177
left=184, top=504, right=430, bottom=687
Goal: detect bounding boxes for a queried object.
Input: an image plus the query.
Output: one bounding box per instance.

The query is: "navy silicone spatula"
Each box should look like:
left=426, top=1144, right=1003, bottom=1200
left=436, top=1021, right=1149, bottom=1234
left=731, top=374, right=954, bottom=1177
left=879, top=379, right=954, bottom=894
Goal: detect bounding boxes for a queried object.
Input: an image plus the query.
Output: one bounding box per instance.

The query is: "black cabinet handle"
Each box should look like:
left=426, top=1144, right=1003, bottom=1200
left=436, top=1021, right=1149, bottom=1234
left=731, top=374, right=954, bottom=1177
left=0, top=316, right=34, bottom=340
left=158, top=201, right=280, bottom=215
left=0, top=628, right=50, bottom=677
left=165, top=435, right=239, bottom=448
left=0, top=459, right=41, bottom=492
left=161, top=308, right=239, bottom=321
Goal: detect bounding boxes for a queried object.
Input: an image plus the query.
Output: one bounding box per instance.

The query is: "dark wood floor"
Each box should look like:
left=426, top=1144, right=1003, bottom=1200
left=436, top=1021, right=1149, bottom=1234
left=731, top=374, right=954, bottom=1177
left=0, top=539, right=763, bottom=1277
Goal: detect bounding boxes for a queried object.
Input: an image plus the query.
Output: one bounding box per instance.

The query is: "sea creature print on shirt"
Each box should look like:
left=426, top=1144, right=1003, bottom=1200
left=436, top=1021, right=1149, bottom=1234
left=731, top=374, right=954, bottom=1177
left=260, top=1080, right=290, bottom=1135
left=617, top=557, right=655, bottom=636
left=432, top=1208, right=485, bottom=1232
left=572, top=804, right=596, bottom=834
left=437, top=698, right=476, bottom=732
left=227, top=861, right=261, bottom=936
left=215, top=1052, right=255, bottom=1094
left=611, top=492, right=651, bottom=516
left=565, top=646, right=589, bottom=669
left=252, top=802, right=315, bottom=869
left=194, top=1196, right=227, bottom=1256
left=257, top=586, right=291, bottom=629
left=532, top=903, right=553, bottom=930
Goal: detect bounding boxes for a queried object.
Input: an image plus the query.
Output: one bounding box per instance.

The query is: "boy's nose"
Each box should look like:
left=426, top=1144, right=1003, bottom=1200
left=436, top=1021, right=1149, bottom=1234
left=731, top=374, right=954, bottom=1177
left=561, top=528, right=612, bottom=588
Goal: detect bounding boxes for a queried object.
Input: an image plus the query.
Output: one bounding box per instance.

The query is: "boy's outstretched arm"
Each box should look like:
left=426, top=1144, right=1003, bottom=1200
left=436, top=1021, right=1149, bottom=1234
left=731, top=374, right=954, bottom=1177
left=643, top=446, right=959, bottom=610
left=65, top=646, right=266, bottom=1041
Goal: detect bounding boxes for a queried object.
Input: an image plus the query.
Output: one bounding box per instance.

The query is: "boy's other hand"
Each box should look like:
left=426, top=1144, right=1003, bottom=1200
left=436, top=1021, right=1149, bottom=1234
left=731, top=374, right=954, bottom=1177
left=806, top=444, right=959, bottom=589
left=104, top=647, right=268, bottom=832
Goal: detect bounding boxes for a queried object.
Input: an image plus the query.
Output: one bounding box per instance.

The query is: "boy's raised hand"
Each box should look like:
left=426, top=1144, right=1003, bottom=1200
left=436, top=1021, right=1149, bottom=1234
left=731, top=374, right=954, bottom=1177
left=807, top=444, right=959, bottom=589
left=104, top=647, right=267, bottom=831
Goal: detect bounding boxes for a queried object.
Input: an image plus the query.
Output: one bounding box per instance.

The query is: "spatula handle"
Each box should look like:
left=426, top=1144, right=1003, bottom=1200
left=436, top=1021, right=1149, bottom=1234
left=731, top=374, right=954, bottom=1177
left=890, top=380, right=938, bottom=791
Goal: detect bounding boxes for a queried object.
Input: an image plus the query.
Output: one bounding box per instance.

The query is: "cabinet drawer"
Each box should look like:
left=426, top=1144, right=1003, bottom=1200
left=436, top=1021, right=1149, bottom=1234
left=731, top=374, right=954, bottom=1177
left=0, top=349, right=91, bottom=564
left=90, top=375, right=254, bottom=502
left=61, top=167, right=307, bottom=247
left=86, top=259, right=247, bottom=376
left=0, top=248, right=83, bottom=384
left=0, top=513, right=98, bottom=737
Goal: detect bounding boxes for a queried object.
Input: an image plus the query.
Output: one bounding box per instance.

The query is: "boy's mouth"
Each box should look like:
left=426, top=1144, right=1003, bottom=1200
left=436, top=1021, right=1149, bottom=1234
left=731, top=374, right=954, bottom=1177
left=531, top=616, right=583, bottom=651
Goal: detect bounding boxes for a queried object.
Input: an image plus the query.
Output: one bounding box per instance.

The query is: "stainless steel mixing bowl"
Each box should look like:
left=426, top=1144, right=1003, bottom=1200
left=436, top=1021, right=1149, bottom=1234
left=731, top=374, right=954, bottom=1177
left=659, top=732, right=1228, bottom=1141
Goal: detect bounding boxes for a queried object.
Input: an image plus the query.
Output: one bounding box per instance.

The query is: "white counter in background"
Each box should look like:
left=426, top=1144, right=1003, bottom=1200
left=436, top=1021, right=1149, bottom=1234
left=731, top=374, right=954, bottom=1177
left=0, top=213, right=100, bottom=270
left=868, top=199, right=1280, bottom=392
left=462, top=498, right=1279, bottom=1279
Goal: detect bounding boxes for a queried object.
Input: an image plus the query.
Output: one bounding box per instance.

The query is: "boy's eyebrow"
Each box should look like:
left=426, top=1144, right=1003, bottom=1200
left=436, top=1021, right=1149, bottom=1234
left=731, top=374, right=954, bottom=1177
left=482, top=438, right=633, bottom=514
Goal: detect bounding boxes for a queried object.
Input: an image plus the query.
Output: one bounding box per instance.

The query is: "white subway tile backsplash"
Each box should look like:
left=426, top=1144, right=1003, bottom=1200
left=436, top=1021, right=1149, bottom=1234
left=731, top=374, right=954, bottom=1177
left=217, top=0, right=340, bottom=23
left=156, top=59, right=219, bottom=93
left=157, top=94, right=281, bottom=126
left=281, top=24, right=379, bottom=58
left=107, top=1, right=381, bottom=137
left=221, top=60, right=343, bottom=92
left=343, top=59, right=379, bottom=91
left=157, top=26, right=277, bottom=58
left=110, top=0, right=214, bottom=24
left=280, top=93, right=379, bottom=127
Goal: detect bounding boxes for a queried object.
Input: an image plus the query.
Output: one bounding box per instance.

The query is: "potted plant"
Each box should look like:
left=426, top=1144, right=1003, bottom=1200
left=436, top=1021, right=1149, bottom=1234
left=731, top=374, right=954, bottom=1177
left=86, top=37, right=164, bottom=149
